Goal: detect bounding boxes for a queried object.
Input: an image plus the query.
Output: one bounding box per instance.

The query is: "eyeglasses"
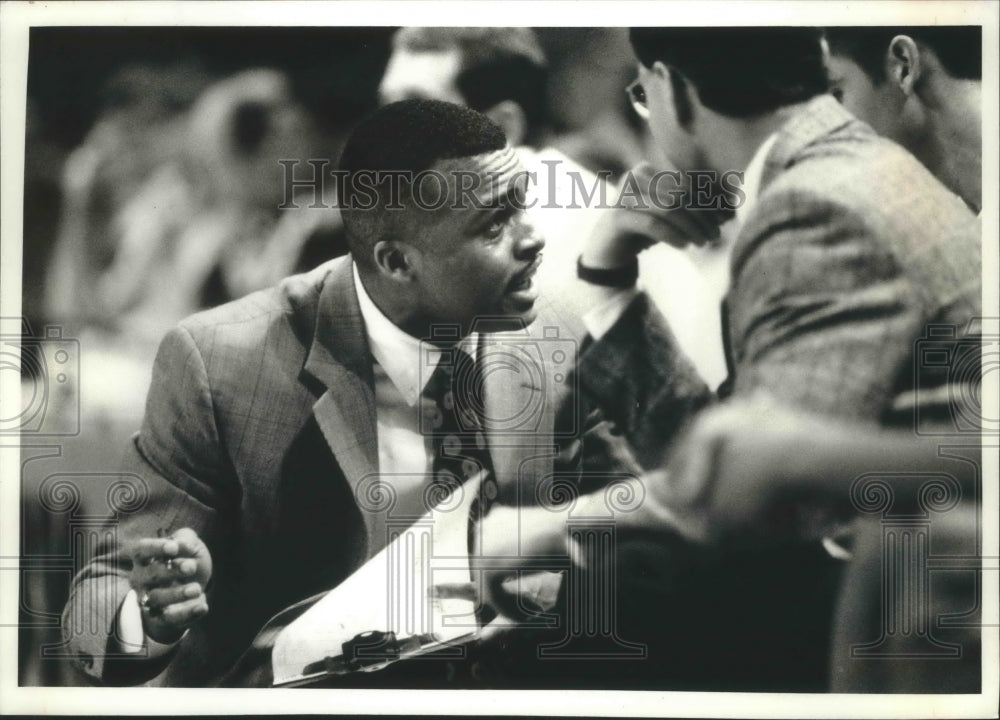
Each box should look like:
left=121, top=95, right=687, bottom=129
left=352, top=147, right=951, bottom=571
left=626, top=79, right=650, bottom=120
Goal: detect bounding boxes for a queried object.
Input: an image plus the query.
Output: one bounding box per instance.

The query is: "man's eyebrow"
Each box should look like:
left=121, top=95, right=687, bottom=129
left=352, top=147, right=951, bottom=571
left=468, top=202, right=510, bottom=228
left=509, top=174, right=528, bottom=197
left=459, top=194, right=517, bottom=235
left=481, top=181, right=525, bottom=215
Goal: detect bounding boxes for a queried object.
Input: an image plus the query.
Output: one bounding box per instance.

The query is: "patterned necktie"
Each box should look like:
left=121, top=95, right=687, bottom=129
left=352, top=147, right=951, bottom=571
left=423, top=343, right=497, bottom=553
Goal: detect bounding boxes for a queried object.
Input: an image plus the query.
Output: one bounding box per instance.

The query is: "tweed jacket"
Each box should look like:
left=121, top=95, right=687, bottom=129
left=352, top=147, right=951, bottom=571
left=581, top=94, right=982, bottom=449
left=61, top=255, right=629, bottom=687
left=561, top=93, right=982, bottom=694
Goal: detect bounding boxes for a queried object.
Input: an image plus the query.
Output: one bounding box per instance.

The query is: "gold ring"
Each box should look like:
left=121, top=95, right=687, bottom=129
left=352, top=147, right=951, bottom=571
left=139, top=591, right=151, bottom=611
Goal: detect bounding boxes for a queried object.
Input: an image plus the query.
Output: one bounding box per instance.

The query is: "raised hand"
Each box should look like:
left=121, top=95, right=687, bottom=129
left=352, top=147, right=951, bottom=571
left=128, top=527, right=213, bottom=644
left=581, top=161, right=735, bottom=272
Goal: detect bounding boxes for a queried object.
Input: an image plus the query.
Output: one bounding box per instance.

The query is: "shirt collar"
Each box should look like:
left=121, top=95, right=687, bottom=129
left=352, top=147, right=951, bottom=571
left=733, top=132, right=779, bottom=234
left=353, top=262, right=478, bottom=406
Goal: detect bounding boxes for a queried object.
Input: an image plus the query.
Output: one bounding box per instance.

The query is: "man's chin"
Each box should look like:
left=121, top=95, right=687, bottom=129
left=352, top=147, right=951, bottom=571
left=507, top=294, right=539, bottom=323
left=517, top=305, right=539, bottom=327
left=476, top=303, right=538, bottom=333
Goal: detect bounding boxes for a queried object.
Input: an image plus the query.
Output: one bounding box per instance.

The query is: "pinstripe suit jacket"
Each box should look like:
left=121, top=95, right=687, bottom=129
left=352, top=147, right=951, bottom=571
left=62, top=255, right=612, bottom=687
left=582, top=94, right=981, bottom=456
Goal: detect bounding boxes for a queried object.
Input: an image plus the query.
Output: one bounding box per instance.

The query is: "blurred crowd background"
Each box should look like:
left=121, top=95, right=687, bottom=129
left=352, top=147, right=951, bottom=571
left=25, top=27, right=648, bottom=341
left=18, top=26, right=649, bottom=686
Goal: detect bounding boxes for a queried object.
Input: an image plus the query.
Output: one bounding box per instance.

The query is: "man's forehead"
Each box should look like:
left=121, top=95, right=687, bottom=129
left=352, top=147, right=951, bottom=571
left=433, top=145, right=526, bottom=195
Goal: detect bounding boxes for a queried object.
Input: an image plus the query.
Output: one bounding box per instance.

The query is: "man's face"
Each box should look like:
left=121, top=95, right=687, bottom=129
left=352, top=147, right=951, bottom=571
left=379, top=48, right=465, bottom=105
left=826, top=53, right=907, bottom=143
left=403, top=146, right=545, bottom=335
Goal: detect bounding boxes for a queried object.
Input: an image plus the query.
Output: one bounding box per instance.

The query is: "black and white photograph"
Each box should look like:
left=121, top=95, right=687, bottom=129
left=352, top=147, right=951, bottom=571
left=1, top=1, right=997, bottom=716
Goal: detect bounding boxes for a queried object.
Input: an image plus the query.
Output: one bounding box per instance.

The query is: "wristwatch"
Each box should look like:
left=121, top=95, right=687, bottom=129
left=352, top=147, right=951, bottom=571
left=576, top=255, right=639, bottom=288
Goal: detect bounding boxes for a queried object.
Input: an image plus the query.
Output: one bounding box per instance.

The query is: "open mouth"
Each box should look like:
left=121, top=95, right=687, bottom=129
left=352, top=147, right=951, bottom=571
left=508, top=255, right=542, bottom=293
left=509, top=274, right=534, bottom=292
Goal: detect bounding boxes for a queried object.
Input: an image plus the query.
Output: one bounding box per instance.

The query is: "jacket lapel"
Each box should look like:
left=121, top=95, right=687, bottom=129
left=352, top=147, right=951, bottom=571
left=300, top=262, right=562, bottom=514
left=301, top=259, right=379, bottom=508
left=480, top=317, right=558, bottom=502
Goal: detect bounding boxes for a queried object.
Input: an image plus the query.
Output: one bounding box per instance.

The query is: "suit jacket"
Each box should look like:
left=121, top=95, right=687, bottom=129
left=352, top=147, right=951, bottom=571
left=582, top=94, right=981, bottom=451
left=571, top=94, right=982, bottom=692
left=62, top=255, right=622, bottom=687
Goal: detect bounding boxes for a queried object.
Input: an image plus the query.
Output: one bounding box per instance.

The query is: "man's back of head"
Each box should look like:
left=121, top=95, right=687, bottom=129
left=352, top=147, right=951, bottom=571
left=824, top=27, right=982, bottom=87
left=629, top=27, right=828, bottom=119
left=824, top=26, right=982, bottom=211
left=626, top=27, right=828, bottom=181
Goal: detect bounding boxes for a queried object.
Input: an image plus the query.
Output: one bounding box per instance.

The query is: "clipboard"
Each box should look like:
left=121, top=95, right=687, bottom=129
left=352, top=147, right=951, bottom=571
left=271, top=474, right=484, bottom=686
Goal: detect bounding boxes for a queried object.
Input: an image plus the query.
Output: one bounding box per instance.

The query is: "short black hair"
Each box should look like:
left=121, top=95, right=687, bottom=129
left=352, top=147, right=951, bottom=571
left=824, top=27, right=982, bottom=82
left=338, top=99, right=507, bottom=267
left=629, top=27, right=829, bottom=118
left=393, top=27, right=550, bottom=138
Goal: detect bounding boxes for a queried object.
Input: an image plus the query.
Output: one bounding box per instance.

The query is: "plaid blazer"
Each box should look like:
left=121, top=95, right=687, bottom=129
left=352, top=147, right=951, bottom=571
left=582, top=94, right=981, bottom=451
left=570, top=94, right=982, bottom=692
left=62, top=256, right=605, bottom=687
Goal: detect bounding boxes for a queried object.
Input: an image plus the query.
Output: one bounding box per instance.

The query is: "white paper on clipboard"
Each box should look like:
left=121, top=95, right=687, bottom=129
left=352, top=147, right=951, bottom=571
left=271, top=474, right=483, bottom=685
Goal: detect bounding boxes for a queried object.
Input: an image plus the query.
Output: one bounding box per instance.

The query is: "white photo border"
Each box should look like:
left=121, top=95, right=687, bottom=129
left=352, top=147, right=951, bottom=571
left=1, top=2, right=997, bottom=717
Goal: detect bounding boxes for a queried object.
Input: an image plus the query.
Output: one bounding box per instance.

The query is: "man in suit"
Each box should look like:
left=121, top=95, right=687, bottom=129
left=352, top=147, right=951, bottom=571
left=378, top=27, right=735, bottom=388
left=562, top=26, right=982, bottom=464
left=61, top=99, right=644, bottom=687
left=484, top=27, right=982, bottom=690
left=376, top=27, right=604, bottom=340
left=824, top=26, right=982, bottom=213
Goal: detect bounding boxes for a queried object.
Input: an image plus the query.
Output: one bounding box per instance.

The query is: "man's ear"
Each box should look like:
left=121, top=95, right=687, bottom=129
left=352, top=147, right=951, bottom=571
left=372, top=239, right=415, bottom=280
left=650, top=60, right=671, bottom=82
left=652, top=60, right=695, bottom=128
left=886, top=35, right=923, bottom=96
left=483, top=100, right=527, bottom=147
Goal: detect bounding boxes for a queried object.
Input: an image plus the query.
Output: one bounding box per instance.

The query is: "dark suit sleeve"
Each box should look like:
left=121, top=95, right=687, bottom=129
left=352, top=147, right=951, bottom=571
left=727, top=188, right=923, bottom=420
left=576, top=293, right=714, bottom=470
left=62, top=324, right=238, bottom=685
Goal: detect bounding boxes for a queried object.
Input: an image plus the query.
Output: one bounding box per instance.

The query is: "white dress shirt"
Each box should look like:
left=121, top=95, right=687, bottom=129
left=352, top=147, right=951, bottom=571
left=520, top=144, right=741, bottom=387
left=119, top=261, right=479, bottom=654
left=731, top=133, right=778, bottom=234
left=352, top=262, right=480, bottom=557
left=582, top=134, right=778, bottom=392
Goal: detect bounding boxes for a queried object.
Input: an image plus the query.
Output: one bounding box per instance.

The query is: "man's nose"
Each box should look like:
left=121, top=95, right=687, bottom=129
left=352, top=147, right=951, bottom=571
left=512, top=213, right=545, bottom=258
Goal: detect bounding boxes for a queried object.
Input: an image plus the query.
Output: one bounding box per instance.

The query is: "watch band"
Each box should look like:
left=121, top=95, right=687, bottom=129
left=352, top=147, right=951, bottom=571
left=576, top=255, right=639, bottom=288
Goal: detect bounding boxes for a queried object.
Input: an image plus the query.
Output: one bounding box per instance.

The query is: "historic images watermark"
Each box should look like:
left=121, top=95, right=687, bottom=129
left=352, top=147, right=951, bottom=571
left=9, top=313, right=994, bottom=678
left=1, top=318, right=80, bottom=439
left=911, top=318, right=999, bottom=436
left=346, top=320, right=647, bottom=664
left=835, top=319, right=996, bottom=669
left=30, top=473, right=152, bottom=663
left=277, top=158, right=747, bottom=213
left=350, top=468, right=649, bottom=665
